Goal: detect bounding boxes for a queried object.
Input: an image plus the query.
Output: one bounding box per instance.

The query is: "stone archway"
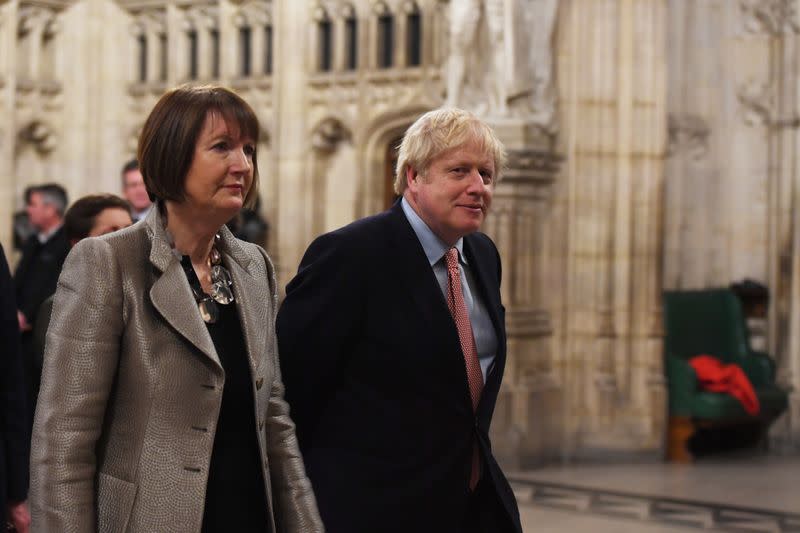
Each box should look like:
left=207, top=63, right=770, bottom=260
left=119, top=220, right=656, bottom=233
left=360, top=106, right=430, bottom=218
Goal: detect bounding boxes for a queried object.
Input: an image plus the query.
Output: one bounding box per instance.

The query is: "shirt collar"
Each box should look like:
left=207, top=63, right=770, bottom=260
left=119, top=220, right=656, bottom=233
left=401, top=197, right=466, bottom=267
left=37, top=223, right=63, bottom=244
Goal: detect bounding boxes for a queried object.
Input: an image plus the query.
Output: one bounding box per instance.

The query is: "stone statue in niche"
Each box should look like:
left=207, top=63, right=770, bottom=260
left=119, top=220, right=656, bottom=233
left=445, top=0, right=560, bottom=133
left=446, top=0, right=508, bottom=116
left=525, top=0, right=559, bottom=133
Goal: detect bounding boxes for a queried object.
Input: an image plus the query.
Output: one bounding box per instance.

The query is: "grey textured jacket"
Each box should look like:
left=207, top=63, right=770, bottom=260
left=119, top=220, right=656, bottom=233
left=29, top=208, right=323, bottom=533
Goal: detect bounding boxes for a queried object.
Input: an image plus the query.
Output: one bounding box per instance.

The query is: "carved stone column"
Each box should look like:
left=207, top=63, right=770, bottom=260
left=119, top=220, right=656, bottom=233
left=483, top=124, right=562, bottom=467
left=0, top=0, right=18, bottom=252
left=273, top=0, right=311, bottom=290
left=555, top=0, right=667, bottom=458
left=747, top=0, right=800, bottom=452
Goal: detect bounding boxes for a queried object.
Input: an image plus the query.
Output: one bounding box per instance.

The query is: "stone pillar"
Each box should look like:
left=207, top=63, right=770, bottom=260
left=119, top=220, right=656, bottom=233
left=750, top=0, right=800, bottom=452
left=274, top=0, right=311, bottom=290
left=555, top=0, right=667, bottom=458
left=483, top=124, right=562, bottom=467
left=0, top=0, right=18, bottom=252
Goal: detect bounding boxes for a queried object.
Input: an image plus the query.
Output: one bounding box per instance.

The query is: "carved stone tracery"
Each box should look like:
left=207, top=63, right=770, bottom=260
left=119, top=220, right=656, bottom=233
left=741, top=0, right=799, bottom=35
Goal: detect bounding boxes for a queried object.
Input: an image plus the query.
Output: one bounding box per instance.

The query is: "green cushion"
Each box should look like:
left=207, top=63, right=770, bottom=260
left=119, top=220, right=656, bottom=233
left=690, top=386, right=788, bottom=419
left=664, top=290, right=750, bottom=364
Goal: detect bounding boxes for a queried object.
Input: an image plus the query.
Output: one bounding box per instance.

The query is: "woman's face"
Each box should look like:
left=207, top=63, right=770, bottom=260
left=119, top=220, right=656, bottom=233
left=88, top=207, right=133, bottom=237
left=182, top=111, right=255, bottom=219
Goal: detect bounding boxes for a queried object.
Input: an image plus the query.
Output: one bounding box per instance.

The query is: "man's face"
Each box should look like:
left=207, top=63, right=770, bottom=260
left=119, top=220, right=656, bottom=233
left=405, top=140, right=495, bottom=246
left=26, top=192, right=55, bottom=231
left=123, top=169, right=152, bottom=211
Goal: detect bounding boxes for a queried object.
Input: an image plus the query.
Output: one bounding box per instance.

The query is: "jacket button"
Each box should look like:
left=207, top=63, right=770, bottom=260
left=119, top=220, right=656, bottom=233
left=256, top=377, right=264, bottom=390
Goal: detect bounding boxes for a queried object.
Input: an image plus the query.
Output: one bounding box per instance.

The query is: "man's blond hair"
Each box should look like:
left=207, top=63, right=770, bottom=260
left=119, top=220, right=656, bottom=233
left=394, top=107, right=506, bottom=194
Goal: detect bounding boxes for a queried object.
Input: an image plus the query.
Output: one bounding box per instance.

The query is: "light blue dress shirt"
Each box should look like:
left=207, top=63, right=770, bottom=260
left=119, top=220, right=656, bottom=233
left=401, top=198, right=497, bottom=382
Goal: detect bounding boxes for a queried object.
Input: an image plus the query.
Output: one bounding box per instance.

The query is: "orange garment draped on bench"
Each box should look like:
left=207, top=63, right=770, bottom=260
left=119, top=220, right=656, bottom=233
left=688, top=355, right=760, bottom=416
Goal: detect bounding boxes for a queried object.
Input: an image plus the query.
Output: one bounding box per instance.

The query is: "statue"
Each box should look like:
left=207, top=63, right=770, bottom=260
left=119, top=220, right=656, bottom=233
left=445, top=0, right=560, bottom=133
left=446, top=0, right=508, bottom=116
left=526, top=0, right=559, bottom=132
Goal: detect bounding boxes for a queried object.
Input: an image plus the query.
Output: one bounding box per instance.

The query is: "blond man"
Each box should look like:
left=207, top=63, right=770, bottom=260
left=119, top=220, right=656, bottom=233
left=277, top=108, right=522, bottom=533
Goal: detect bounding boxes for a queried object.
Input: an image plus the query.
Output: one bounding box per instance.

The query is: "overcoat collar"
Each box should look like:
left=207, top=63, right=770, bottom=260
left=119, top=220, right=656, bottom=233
left=144, top=206, right=262, bottom=373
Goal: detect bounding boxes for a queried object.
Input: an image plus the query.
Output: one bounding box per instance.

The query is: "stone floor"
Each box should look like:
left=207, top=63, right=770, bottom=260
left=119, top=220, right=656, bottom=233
left=512, top=455, right=800, bottom=532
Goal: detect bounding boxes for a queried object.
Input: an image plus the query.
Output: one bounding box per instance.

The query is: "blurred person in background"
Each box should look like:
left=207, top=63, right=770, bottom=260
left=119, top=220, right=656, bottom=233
left=30, top=85, right=321, bottom=533
left=121, top=159, right=153, bottom=222
left=31, top=194, right=134, bottom=383
left=13, top=183, right=69, bottom=423
left=1, top=243, right=31, bottom=533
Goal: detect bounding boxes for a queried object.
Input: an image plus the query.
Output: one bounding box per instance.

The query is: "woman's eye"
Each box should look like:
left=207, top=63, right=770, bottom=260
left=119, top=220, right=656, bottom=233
left=244, top=145, right=256, bottom=156
left=213, top=141, right=229, bottom=151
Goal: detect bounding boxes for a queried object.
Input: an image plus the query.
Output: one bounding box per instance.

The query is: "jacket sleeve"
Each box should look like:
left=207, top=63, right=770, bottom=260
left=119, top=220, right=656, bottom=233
left=259, top=247, right=325, bottom=533
left=29, top=238, right=124, bottom=533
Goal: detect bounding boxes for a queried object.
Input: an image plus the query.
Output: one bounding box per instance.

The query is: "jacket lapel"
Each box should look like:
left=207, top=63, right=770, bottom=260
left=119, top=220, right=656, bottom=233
left=385, top=203, right=476, bottom=408
left=217, top=226, right=264, bottom=375
left=145, top=208, right=222, bottom=370
left=463, top=234, right=506, bottom=416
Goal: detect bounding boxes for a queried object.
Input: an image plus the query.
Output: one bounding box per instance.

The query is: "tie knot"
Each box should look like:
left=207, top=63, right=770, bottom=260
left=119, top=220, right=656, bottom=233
left=445, top=248, right=460, bottom=273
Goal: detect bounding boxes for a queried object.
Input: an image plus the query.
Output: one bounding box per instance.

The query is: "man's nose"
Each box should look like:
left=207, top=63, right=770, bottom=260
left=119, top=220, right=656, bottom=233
left=466, top=169, right=486, bottom=192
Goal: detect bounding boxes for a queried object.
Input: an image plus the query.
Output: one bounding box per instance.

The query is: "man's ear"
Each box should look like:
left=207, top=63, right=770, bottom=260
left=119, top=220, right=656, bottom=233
left=406, top=166, right=419, bottom=192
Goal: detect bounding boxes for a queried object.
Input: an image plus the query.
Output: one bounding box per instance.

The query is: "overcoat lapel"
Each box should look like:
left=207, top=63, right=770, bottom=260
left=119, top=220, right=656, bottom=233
left=145, top=208, right=221, bottom=369
left=218, top=227, right=265, bottom=376
left=463, top=234, right=506, bottom=416
left=384, top=203, right=479, bottom=409
left=385, top=204, right=463, bottom=354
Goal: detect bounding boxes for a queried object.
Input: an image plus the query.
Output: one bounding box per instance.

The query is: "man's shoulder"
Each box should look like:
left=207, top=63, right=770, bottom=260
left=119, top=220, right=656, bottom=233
left=466, top=231, right=499, bottom=256
left=311, top=208, right=398, bottom=250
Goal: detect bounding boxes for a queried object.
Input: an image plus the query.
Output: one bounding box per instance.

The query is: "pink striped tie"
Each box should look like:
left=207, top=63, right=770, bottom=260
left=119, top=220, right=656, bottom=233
left=444, top=248, right=483, bottom=489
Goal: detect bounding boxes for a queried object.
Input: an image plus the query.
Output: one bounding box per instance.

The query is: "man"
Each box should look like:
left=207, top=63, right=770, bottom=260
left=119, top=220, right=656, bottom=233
left=277, top=108, right=522, bottom=533
left=1, top=244, right=31, bottom=533
left=31, top=194, right=134, bottom=377
left=14, top=184, right=69, bottom=336
left=121, top=159, right=152, bottom=221
left=14, top=183, right=70, bottom=422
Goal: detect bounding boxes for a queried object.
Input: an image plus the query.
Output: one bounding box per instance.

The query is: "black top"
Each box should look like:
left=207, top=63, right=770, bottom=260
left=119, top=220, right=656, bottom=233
left=181, top=257, right=270, bottom=533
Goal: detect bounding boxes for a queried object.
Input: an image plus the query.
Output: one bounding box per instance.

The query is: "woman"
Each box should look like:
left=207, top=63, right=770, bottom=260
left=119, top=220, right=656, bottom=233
left=29, top=85, right=323, bottom=533
left=30, top=194, right=134, bottom=411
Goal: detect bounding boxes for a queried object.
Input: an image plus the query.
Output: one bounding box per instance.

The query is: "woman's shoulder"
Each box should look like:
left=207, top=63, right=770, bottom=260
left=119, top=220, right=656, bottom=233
left=67, top=222, right=150, bottom=268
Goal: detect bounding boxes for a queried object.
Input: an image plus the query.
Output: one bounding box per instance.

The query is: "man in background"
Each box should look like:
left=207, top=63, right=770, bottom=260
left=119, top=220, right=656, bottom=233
left=121, top=159, right=152, bottom=222
left=14, top=183, right=70, bottom=422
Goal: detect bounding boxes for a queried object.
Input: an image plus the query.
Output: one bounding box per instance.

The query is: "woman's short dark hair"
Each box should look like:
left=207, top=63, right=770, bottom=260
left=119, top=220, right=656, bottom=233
left=137, top=84, right=260, bottom=208
left=64, top=194, right=132, bottom=242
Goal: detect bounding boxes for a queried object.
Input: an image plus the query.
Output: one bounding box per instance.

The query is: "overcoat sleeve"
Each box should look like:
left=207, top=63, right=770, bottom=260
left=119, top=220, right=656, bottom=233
left=275, top=231, right=363, bottom=449
left=29, top=238, right=124, bottom=533
left=259, top=247, right=325, bottom=533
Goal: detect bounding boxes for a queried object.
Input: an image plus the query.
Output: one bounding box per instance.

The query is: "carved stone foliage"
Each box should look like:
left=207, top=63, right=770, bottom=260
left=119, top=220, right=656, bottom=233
left=311, top=117, right=351, bottom=152
left=667, top=113, right=710, bottom=160
left=18, top=120, right=56, bottom=154
left=741, top=0, right=799, bottom=35
left=738, top=79, right=774, bottom=127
